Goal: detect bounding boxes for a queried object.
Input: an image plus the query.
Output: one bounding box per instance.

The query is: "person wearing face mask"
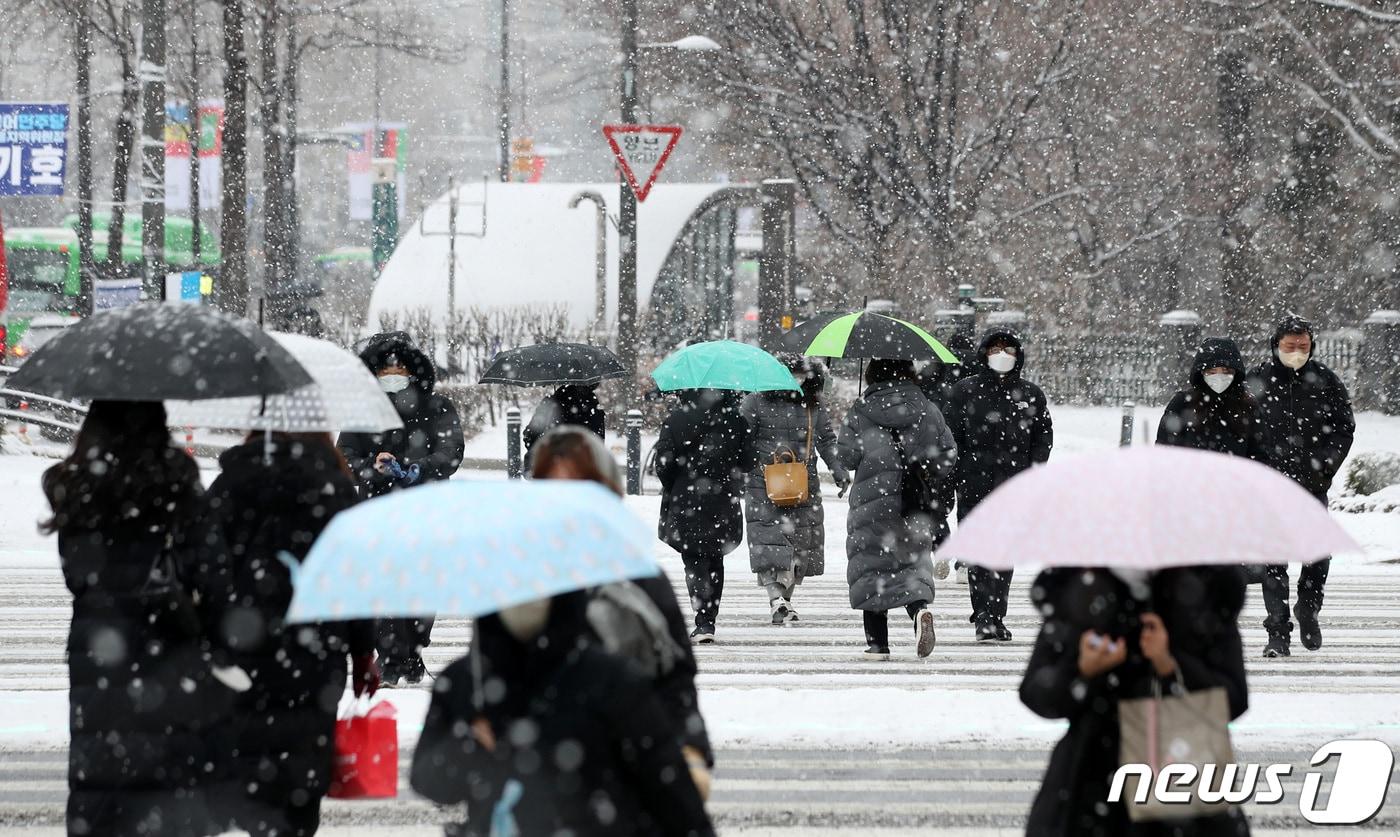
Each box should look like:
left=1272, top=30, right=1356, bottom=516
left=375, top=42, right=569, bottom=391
left=1245, top=315, right=1354, bottom=658
left=945, top=328, right=1054, bottom=642
left=1156, top=337, right=1265, bottom=460
left=339, top=331, right=465, bottom=686
left=410, top=591, right=715, bottom=837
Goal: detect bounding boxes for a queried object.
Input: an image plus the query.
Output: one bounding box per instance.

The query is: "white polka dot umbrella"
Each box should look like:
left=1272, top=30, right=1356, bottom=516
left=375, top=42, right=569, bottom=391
left=935, top=446, right=1361, bottom=571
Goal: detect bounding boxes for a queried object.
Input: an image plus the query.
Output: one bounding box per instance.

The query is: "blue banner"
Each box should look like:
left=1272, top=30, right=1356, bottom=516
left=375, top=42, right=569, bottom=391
left=0, top=103, right=70, bottom=197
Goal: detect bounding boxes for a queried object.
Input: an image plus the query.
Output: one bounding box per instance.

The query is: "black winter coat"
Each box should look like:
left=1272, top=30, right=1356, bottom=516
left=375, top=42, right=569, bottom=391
left=59, top=480, right=238, bottom=837
left=523, top=385, right=606, bottom=464
left=655, top=390, right=747, bottom=556
left=627, top=572, right=715, bottom=765
left=946, top=328, right=1053, bottom=519
left=1246, top=323, right=1355, bottom=501
left=205, top=440, right=375, bottom=817
left=339, top=333, right=465, bottom=497
left=837, top=380, right=957, bottom=611
left=1157, top=338, right=1265, bottom=460
left=410, top=593, right=714, bottom=837
left=1020, top=567, right=1251, bottom=837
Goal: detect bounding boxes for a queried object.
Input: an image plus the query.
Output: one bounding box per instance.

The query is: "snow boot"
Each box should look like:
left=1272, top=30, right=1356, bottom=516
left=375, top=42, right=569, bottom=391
left=784, top=598, right=800, bottom=622
left=690, top=626, right=716, bottom=645
left=864, top=643, right=891, bottom=657
left=770, top=598, right=795, bottom=625
left=975, top=616, right=998, bottom=642
left=1263, top=633, right=1291, bottom=658
left=403, top=654, right=428, bottom=685
left=379, top=661, right=405, bottom=689
left=1294, top=604, right=1322, bottom=651
left=914, top=609, right=936, bottom=658
left=992, top=617, right=1013, bottom=642
left=956, top=564, right=970, bottom=585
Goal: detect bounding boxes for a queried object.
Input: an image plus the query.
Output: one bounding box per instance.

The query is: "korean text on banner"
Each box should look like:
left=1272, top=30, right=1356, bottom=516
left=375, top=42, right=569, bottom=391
left=0, top=103, right=70, bottom=197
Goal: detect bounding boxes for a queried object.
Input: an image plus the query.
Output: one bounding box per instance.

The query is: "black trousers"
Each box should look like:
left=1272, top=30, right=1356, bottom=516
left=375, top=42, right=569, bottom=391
left=968, top=566, right=1014, bottom=621
left=863, top=602, right=928, bottom=648
left=376, top=616, right=434, bottom=667
left=1261, top=558, right=1331, bottom=636
left=681, top=551, right=725, bottom=630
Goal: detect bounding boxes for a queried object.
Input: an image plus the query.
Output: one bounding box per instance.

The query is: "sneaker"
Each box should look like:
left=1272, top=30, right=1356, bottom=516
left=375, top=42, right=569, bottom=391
left=975, top=618, right=998, bottom=642
left=784, top=599, right=800, bottom=622
left=770, top=598, right=795, bottom=625
left=914, top=609, right=936, bottom=658
left=993, top=617, right=1013, bottom=642
left=690, top=626, right=716, bottom=645
left=956, top=564, right=970, bottom=585
left=1294, top=604, right=1321, bottom=651
left=933, top=559, right=950, bottom=580
left=1263, top=634, right=1291, bottom=658
left=379, top=664, right=404, bottom=689
left=864, top=644, right=891, bottom=657
left=404, top=654, right=428, bottom=685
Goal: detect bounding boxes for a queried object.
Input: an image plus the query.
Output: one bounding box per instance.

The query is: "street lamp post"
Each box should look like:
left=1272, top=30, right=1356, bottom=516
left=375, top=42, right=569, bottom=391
left=617, top=0, right=640, bottom=404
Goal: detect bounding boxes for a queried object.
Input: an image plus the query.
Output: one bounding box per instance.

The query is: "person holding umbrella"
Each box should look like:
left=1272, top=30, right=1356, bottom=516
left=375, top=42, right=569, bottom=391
left=741, top=356, right=850, bottom=625
left=339, top=331, right=465, bottom=686
left=945, top=327, right=1054, bottom=642
left=837, top=359, right=957, bottom=657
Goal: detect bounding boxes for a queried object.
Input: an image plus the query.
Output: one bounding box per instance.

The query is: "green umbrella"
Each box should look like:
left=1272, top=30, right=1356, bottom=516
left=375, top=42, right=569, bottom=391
left=650, top=340, right=800, bottom=393
left=782, top=311, right=960, bottom=363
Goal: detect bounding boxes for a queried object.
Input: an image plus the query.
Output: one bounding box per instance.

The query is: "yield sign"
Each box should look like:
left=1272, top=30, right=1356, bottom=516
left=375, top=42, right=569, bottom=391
left=603, top=124, right=683, bottom=202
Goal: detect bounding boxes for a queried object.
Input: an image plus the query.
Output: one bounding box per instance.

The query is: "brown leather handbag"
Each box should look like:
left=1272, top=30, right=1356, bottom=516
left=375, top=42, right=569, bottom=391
left=764, top=409, right=814, bottom=508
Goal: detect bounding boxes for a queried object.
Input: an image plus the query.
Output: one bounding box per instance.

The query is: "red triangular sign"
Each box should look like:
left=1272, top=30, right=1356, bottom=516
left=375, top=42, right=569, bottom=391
left=603, top=125, right=683, bottom=202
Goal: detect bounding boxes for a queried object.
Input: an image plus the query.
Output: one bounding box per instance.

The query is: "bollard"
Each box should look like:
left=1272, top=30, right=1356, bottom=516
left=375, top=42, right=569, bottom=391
left=1119, top=401, right=1135, bottom=447
left=506, top=406, right=522, bottom=479
left=626, top=409, right=643, bottom=496
left=17, top=400, right=30, bottom=445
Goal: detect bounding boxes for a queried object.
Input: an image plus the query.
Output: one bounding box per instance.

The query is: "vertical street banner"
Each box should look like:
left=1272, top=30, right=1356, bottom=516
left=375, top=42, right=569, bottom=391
left=164, top=100, right=224, bottom=212
left=0, top=103, right=70, bottom=197
left=344, top=122, right=407, bottom=221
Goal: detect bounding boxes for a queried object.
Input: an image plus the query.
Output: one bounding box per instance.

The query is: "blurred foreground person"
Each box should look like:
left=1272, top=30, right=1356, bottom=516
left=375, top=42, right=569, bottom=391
left=837, top=359, right=957, bottom=658
left=45, top=401, right=237, bottom=837
left=339, top=331, right=464, bottom=685
left=655, top=389, right=747, bottom=641
left=1157, top=338, right=1262, bottom=459
left=523, top=382, right=605, bottom=467
left=410, top=591, right=715, bottom=836
left=741, top=357, right=849, bottom=626
left=207, top=432, right=380, bottom=836
left=1247, top=315, right=1354, bottom=657
left=946, top=328, right=1053, bottom=641
left=533, top=426, right=716, bottom=790
left=1020, top=566, right=1250, bottom=837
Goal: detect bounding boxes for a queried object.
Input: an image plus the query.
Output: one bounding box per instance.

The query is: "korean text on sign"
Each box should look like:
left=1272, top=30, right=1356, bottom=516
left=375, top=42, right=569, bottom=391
left=0, top=103, right=70, bottom=197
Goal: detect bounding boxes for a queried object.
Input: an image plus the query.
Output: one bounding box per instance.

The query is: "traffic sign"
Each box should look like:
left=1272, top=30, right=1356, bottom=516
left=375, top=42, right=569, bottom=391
left=603, top=124, right=682, bottom=202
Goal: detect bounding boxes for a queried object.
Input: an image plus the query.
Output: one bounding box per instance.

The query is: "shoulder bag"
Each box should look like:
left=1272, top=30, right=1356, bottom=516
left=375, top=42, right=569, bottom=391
left=764, top=409, right=813, bottom=508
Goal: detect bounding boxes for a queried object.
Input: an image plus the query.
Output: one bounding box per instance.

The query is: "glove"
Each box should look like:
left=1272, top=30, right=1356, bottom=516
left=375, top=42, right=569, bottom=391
left=835, top=472, right=852, bottom=498
left=682, top=745, right=712, bottom=801
left=352, top=653, right=381, bottom=697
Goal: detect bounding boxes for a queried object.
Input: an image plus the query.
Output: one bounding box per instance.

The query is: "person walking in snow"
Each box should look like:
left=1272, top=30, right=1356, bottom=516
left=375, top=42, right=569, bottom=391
left=837, top=359, right=957, bottom=658
left=46, top=401, right=239, bottom=837
left=740, top=357, right=850, bottom=625
left=1246, top=315, right=1355, bottom=658
left=945, top=328, right=1054, bottom=642
left=654, top=389, right=748, bottom=641
left=1020, top=566, right=1251, bottom=836
left=339, top=331, right=465, bottom=686
left=1157, top=337, right=1264, bottom=460
left=206, top=432, right=380, bottom=836
left=523, top=383, right=606, bottom=469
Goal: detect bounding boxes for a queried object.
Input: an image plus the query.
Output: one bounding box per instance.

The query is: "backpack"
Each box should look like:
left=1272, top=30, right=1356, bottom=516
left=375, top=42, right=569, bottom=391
left=587, top=581, right=685, bottom=679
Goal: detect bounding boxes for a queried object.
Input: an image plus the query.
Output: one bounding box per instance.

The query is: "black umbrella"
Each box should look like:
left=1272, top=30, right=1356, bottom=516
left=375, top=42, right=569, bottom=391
left=478, top=343, right=625, bottom=387
left=7, top=304, right=312, bottom=401
left=780, top=311, right=959, bottom=362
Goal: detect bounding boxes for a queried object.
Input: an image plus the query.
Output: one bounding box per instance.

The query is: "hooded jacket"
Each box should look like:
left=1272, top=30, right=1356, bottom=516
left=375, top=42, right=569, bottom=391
left=1157, top=338, right=1265, bottom=460
left=837, top=379, right=957, bottom=611
left=338, top=332, right=465, bottom=497
left=945, top=328, right=1053, bottom=518
left=524, top=384, right=606, bottom=460
left=1245, top=316, right=1355, bottom=499
left=655, top=389, right=748, bottom=557
left=410, top=592, right=714, bottom=837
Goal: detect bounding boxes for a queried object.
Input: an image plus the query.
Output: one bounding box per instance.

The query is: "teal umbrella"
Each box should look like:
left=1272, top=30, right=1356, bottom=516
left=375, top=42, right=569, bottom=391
left=650, top=340, right=800, bottom=393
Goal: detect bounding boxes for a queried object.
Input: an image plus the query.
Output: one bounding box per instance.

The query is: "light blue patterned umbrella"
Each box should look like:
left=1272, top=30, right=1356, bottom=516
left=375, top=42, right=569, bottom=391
left=284, top=480, right=658, bottom=622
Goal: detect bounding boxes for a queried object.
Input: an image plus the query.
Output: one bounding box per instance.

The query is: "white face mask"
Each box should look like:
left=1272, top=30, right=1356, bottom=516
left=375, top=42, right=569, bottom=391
left=378, top=374, right=410, bottom=394
left=987, top=352, right=1017, bottom=374
left=1204, top=372, right=1234, bottom=394
left=1278, top=350, right=1309, bottom=371
left=498, top=599, right=551, bottom=642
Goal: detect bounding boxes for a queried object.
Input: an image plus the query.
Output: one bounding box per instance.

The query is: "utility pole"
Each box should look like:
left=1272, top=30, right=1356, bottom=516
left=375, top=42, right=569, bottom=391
left=497, top=0, right=511, bottom=183
left=75, top=0, right=95, bottom=316
left=617, top=0, right=640, bottom=402
left=219, top=0, right=249, bottom=315
left=188, top=0, right=201, bottom=267
left=139, top=0, right=168, bottom=300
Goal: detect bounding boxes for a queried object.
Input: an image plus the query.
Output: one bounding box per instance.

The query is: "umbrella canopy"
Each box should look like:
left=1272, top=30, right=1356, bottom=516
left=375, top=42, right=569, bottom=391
left=782, top=311, right=960, bottom=362
left=936, top=446, right=1360, bottom=571
left=165, top=332, right=403, bottom=433
left=478, top=342, right=625, bottom=387
left=650, top=340, right=799, bottom=393
left=6, top=304, right=311, bottom=401
left=285, top=480, right=658, bottom=622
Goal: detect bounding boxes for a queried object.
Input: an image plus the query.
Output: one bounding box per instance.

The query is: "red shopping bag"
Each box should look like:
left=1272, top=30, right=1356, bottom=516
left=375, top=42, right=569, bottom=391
left=328, top=698, right=399, bottom=799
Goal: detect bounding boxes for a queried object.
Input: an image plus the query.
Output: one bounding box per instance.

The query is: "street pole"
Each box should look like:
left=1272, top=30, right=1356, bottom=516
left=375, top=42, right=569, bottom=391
left=188, top=1, right=201, bottom=267
left=139, top=0, right=168, bottom=300
left=447, top=175, right=458, bottom=319
left=617, top=0, right=640, bottom=403
left=498, top=0, right=511, bottom=183
left=75, top=0, right=94, bottom=316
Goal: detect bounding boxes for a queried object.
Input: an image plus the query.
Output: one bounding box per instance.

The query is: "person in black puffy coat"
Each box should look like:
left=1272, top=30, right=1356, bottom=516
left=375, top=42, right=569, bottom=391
left=1157, top=337, right=1265, bottom=460
left=1245, top=315, right=1355, bottom=658
left=410, top=591, right=715, bottom=837
left=945, top=327, right=1053, bottom=642
left=523, top=383, right=606, bottom=468
left=1020, top=566, right=1251, bottom=837
left=205, top=433, right=380, bottom=836
left=44, top=401, right=238, bottom=837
